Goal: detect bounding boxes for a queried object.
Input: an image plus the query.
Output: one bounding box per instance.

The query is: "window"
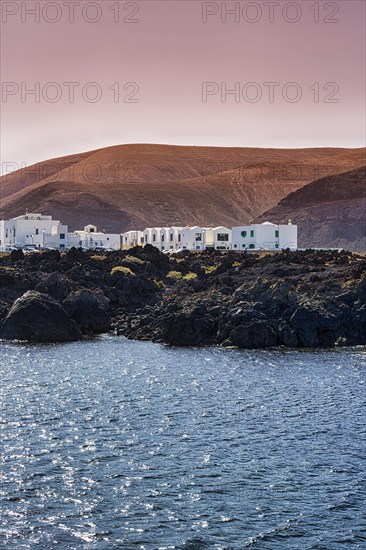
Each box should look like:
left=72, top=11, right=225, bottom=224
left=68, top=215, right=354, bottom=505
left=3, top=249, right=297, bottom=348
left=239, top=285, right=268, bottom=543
left=275, top=230, right=279, bottom=238
left=249, top=244, right=255, bottom=249
left=170, top=234, right=173, bottom=242
left=89, top=228, right=95, bottom=233
left=60, top=233, right=65, bottom=239
left=241, top=230, right=247, bottom=238
left=234, top=244, right=237, bottom=248
left=60, top=244, right=65, bottom=249
left=36, top=229, right=39, bottom=235
left=195, top=233, right=202, bottom=241
left=145, top=235, right=147, bottom=243
left=217, top=233, right=229, bottom=241
left=242, top=244, right=246, bottom=248
left=178, top=234, right=181, bottom=242
left=140, top=237, right=144, bottom=244
left=107, top=237, right=109, bottom=241
left=161, top=234, right=165, bottom=242
left=275, top=243, right=279, bottom=249
left=250, top=230, right=254, bottom=238
left=153, top=234, right=156, bottom=242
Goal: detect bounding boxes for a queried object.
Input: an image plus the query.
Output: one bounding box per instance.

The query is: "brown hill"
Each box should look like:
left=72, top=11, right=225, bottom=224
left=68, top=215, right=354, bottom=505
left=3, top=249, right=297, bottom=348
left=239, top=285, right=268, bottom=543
left=255, top=166, right=366, bottom=251
left=1, top=144, right=365, bottom=233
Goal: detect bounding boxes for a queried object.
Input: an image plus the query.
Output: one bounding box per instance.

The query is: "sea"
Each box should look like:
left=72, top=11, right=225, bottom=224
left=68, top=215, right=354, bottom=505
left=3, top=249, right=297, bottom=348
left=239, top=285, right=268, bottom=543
left=1, top=336, right=365, bottom=549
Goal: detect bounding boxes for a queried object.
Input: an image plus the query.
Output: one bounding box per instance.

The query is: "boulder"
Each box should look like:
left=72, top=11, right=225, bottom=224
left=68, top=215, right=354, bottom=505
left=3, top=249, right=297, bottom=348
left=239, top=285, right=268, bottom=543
left=63, top=289, right=110, bottom=333
left=0, top=291, right=82, bottom=342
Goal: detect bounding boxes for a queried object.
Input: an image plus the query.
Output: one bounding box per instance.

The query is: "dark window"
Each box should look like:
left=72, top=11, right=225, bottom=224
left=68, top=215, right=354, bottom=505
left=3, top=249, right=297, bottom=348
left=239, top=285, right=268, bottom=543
left=153, top=234, right=156, bottom=242
left=241, top=230, right=247, bottom=238
left=234, top=244, right=237, bottom=248
left=250, top=230, right=254, bottom=238
left=60, top=233, right=65, bottom=239
left=89, top=228, right=95, bottom=233
left=275, top=243, right=279, bottom=249
left=178, top=234, right=181, bottom=242
left=275, top=230, right=279, bottom=238
left=161, top=234, right=165, bottom=242
left=249, top=244, right=255, bottom=249
left=107, top=237, right=109, bottom=241
left=145, top=235, right=147, bottom=243
left=217, top=233, right=229, bottom=241
left=170, top=234, right=173, bottom=241
left=60, top=244, right=65, bottom=249
left=36, top=229, right=39, bottom=235
left=140, top=237, right=144, bottom=244
left=195, top=233, right=202, bottom=241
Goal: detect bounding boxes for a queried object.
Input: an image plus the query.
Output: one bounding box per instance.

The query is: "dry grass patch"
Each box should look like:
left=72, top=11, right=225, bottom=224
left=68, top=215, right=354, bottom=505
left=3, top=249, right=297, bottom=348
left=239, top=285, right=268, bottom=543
left=110, top=266, right=135, bottom=276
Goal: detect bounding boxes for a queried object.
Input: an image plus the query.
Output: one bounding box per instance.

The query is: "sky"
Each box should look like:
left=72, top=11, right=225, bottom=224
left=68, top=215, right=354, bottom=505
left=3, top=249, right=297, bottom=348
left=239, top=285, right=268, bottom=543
left=0, top=0, right=365, bottom=169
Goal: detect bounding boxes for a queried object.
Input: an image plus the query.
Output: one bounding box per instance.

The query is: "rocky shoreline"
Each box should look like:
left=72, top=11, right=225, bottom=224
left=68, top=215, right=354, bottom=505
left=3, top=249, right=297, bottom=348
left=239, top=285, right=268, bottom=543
left=0, top=246, right=365, bottom=348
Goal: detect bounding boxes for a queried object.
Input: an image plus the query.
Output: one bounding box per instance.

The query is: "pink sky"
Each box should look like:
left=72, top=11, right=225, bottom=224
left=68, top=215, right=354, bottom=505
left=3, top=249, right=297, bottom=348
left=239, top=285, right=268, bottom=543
left=1, top=0, right=365, bottom=168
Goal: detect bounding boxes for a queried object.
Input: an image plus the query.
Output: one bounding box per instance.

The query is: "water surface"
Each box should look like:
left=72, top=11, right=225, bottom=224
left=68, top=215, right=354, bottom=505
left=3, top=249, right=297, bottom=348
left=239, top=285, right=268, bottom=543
left=1, top=337, right=365, bottom=548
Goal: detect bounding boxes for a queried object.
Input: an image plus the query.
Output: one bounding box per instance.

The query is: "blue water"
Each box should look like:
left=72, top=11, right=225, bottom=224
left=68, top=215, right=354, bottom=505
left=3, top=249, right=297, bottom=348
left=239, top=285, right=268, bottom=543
left=0, top=337, right=365, bottom=549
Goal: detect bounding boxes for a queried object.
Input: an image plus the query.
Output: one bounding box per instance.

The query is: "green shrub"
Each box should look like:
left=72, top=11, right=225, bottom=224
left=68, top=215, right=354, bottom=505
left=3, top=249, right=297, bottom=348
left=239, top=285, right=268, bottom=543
left=166, top=270, right=183, bottom=280
left=110, top=266, right=134, bottom=276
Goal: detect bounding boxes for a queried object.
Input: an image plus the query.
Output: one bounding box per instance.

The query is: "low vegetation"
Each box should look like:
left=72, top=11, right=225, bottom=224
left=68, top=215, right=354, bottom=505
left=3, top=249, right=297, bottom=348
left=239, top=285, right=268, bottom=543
left=183, top=272, right=198, bottom=280
left=166, top=270, right=183, bottom=280
left=110, top=266, right=135, bottom=276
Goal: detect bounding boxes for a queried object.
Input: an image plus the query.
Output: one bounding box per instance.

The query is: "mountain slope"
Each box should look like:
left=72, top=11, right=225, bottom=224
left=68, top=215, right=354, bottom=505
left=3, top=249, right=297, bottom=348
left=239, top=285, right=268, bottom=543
left=1, top=144, right=365, bottom=233
left=255, top=166, right=366, bottom=251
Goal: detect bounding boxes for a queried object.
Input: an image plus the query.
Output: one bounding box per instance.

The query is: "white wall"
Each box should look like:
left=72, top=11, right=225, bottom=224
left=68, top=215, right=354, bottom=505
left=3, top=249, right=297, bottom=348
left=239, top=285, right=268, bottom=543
left=122, top=231, right=144, bottom=249
left=212, top=226, right=232, bottom=249
left=232, top=223, right=297, bottom=251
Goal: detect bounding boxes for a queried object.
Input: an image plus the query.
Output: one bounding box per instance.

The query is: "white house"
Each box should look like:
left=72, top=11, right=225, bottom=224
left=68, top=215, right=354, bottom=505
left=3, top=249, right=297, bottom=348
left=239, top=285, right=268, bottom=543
left=232, top=221, right=297, bottom=251
left=122, top=230, right=144, bottom=249
left=143, top=228, right=154, bottom=246
left=179, top=226, right=207, bottom=250
left=68, top=224, right=121, bottom=250
left=205, top=226, right=232, bottom=250
left=0, top=213, right=68, bottom=250
left=177, top=226, right=232, bottom=251
left=166, top=226, right=183, bottom=250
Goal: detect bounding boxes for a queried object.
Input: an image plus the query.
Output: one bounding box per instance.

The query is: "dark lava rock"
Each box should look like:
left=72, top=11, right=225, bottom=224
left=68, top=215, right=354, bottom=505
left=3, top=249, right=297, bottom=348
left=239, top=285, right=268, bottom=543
left=10, top=249, right=24, bottom=261
left=227, top=321, right=278, bottom=349
left=0, top=291, right=82, bottom=342
left=35, top=272, right=71, bottom=301
left=63, top=289, right=110, bottom=333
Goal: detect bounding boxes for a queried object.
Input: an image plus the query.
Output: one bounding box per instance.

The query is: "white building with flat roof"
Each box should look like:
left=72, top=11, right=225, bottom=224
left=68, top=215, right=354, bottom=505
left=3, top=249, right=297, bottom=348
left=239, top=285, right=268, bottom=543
left=68, top=224, right=121, bottom=250
left=0, top=213, right=68, bottom=250
left=232, top=221, right=297, bottom=251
